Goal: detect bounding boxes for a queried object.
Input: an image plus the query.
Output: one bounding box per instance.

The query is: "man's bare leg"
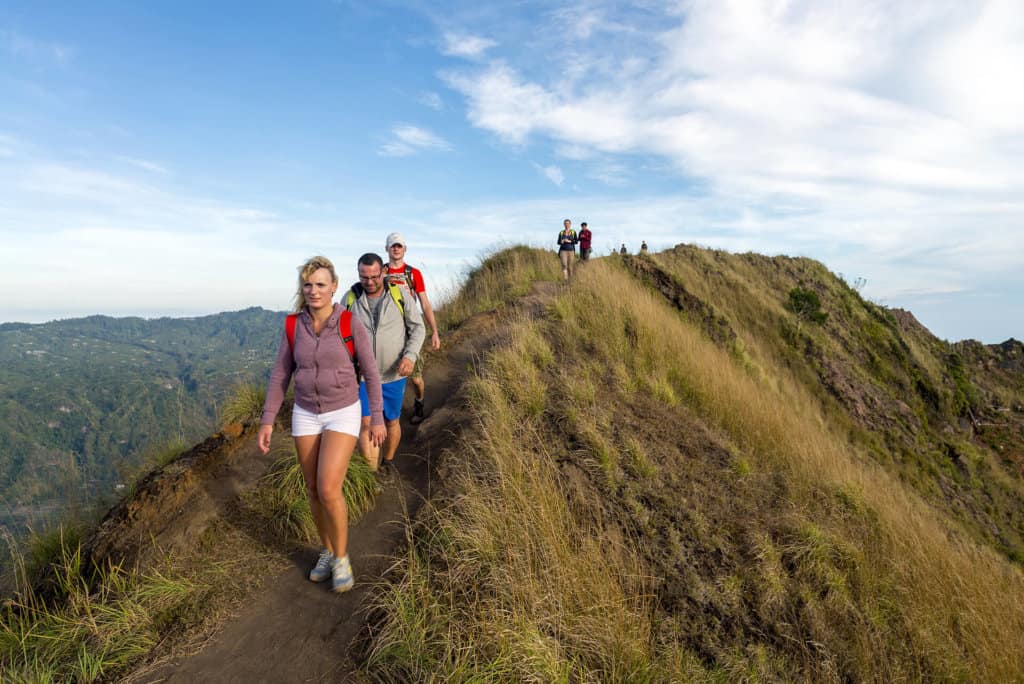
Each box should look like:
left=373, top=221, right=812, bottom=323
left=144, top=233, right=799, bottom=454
left=410, top=375, right=425, bottom=401
left=358, top=416, right=380, bottom=471
left=382, top=418, right=401, bottom=463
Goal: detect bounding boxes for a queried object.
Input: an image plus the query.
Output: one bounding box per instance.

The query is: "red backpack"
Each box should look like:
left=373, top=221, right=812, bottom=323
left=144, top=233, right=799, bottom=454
left=284, top=311, right=357, bottom=369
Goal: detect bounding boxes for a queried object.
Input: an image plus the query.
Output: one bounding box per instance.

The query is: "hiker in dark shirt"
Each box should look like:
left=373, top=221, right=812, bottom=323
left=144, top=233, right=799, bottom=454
left=619, top=243, right=627, bottom=255
left=640, top=241, right=648, bottom=254
left=578, top=222, right=593, bottom=261
left=557, top=219, right=578, bottom=281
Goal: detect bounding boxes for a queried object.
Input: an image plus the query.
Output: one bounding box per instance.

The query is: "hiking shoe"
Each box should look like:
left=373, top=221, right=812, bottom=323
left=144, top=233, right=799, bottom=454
left=331, top=554, right=354, bottom=593
left=411, top=398, right=425, bottom=423
left=309, top=548, right=332, bottom=583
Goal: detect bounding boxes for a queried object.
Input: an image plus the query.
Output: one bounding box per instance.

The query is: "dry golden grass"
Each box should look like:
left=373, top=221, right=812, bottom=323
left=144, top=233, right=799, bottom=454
left=438, top=245, right=562, bottom=331
left=368, top=318, right=690, bottom=681
left=368, top=246, right=1024, bottom=682
left=564, top=259, right=1024, bottom=680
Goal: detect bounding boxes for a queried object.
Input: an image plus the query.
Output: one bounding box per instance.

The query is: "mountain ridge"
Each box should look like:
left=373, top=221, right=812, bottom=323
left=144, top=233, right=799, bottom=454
left=4, top=245, right=1023, bottom=681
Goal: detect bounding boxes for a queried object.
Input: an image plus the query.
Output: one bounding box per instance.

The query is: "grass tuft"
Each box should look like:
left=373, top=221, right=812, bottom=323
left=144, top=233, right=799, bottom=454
left=0, top=538, right=196, bottom=682
left=219, top=382, right=266, bottom=427
left=246, top=443, right=382, bottom=544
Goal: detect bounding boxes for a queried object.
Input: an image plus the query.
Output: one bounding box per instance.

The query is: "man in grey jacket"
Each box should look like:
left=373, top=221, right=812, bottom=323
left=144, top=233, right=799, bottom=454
left=347, top=252, right=426, bottom=471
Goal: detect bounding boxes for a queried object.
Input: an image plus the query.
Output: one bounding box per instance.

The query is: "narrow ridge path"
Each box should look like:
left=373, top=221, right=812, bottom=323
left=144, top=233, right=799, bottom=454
left=139, top=301, right=510, bottom=683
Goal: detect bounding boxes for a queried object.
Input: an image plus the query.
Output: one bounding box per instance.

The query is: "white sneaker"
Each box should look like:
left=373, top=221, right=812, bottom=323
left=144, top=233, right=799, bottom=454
left=309, top=548, right=332, bottom=583
left=331, top=554, right=354, bottom=593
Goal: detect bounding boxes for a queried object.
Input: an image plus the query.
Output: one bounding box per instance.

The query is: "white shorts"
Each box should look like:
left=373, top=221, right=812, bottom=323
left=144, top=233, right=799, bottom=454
left=291, top=400, right=361, bottom=438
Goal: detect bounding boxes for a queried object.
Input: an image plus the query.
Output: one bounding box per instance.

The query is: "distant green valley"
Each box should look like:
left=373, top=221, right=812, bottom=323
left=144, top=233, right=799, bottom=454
left=0, top=307, right=284, bottom=538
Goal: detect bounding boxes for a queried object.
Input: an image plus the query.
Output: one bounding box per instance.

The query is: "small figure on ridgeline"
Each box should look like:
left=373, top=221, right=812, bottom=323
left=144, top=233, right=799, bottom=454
left=557, top=218, right=579, bottom=282
left=345, top=253, right=425, bottom=475
left=258, top=255, right=387, bottom=593
left=619, top=243, right=627, bottom=255
left=383, top=233, right=439, bottom=424
left=640, top=240, right=648, bottom=254
left=578, top=222, right=593, bottom=262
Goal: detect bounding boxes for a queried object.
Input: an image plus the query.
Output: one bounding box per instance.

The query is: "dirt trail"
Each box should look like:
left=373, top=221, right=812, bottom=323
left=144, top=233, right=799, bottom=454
left=137, top=302, right=510, bottom=683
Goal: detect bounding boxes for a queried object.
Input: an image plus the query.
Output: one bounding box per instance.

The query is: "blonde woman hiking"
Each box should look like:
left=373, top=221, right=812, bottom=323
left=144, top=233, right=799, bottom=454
left=258, top=255, right=387, bottom=593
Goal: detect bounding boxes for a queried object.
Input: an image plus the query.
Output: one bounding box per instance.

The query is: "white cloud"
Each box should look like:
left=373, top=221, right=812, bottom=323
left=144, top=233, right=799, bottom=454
left=379, top=124, right=453, bottom=157
left=924, top=0, right=1024, bottom=134
left=0, top=154, right=368, bottom=322
left=534, top=163, right=564, bottom=186
left=443, top=63, right=555, bottom=145
left=441, top=32, right=497, bottom=59
left=437, top=0, right=1024, bottom=341
left=418, top=90, right=444, bottom=110
left=114, top=155, right=169, bottom=175
left=587, top=161, right=629, bottom=187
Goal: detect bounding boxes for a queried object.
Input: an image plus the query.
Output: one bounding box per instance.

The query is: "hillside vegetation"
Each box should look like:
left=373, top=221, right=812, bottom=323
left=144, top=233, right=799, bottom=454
left=3, top=245, right=1021, bottom=682
left=367, top=246, right=1024, bottom=681
left=0, top=307, right=283, bottom=538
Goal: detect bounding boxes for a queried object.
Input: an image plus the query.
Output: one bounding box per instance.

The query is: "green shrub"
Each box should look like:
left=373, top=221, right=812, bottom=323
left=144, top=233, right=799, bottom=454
left=786, top=287, right=828, bottom=330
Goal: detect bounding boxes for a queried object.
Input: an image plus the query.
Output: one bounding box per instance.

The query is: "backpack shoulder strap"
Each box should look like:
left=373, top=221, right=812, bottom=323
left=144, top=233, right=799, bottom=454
left=387, top=283, right=405, bottom=317
left=344, top=286, right=360, bottom=310
left=338, top=310, right=356, bottom=361
left=285, top=313, right=299, bottom=353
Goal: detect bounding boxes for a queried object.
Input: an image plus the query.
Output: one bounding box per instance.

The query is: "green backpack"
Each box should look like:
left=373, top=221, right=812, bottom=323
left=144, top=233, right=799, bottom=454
left=344, top=283, right=406, bottom=317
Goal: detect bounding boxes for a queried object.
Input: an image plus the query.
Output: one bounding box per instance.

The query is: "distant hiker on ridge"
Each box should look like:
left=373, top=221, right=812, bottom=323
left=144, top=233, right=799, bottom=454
left=345, top=252, right=425, bottom=474
left=383, top=232, right=439, bottom=424
left=259, top=255, right=386, bottom=593
left=557, top=218, right=578, bottom=281
left=620, top=243, right=627, bottom=255
left=640, top=240, right=648, bottom=254
left=578, top=222, right=593, bottom=262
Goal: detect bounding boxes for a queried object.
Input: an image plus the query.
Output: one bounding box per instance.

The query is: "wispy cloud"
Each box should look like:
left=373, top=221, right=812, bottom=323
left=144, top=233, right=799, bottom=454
left=379, top=124, right=452, bottom=157
left=1, top=30, right=74, bottom=63
left=114, top=156, right=170, bottom=175
left=533, top=163, right=564, bottom=186
left=437, top=0, right=1024, bottom=341
left=0, top=152, right=355, bottom=321
left=441, top=32, right=497, bottom=59
left=587, top=161, right=629, bottom=187
left=0, top=134, right=17, bottom=159
left=418, top=91, right=444, bottom=110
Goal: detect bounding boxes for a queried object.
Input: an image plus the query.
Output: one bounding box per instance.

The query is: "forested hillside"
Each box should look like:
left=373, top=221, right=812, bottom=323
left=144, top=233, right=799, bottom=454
left=0, top=307, right=283, bottom=537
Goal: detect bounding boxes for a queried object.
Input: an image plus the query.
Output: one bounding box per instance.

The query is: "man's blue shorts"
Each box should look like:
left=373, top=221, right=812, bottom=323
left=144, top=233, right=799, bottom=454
left=359, top=378, right=407, bottom=422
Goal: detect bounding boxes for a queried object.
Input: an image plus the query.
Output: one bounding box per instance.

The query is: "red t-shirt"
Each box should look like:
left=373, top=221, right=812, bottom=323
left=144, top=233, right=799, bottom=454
left=386, top=264, right=425, bottom=294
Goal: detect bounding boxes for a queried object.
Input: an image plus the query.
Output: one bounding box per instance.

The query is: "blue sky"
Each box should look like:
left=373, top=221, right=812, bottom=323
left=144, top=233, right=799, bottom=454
left=1, top=1, right=1022, bottom=343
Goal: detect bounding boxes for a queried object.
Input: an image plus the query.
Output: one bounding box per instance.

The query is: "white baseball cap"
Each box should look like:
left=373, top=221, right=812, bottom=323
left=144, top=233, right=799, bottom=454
left=386, top=232, right=406, bottom=249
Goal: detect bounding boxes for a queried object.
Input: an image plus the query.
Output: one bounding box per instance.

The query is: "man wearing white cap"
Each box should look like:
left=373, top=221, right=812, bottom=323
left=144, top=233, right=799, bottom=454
left=384, top=232, right=440, bottom=423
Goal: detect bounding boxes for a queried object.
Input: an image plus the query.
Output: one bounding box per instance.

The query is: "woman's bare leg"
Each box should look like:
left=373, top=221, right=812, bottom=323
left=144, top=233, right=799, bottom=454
left=316, top=430, right=357, bottom=558
left=295, top=434, right=331, bottom=553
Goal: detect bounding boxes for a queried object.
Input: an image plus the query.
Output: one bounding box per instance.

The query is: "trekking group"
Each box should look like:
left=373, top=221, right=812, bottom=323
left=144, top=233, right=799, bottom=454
left=257, top=233, right=438, bottom=593
left=254, top=221, right=648, bottom=596
left=559, top=219, right=651, bottom=279
left=557, top=218, right=592, bottom=282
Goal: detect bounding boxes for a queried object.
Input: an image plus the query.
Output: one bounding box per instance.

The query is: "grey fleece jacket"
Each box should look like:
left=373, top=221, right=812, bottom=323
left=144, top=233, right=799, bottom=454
left=346, top=283, right=425, bottom=383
